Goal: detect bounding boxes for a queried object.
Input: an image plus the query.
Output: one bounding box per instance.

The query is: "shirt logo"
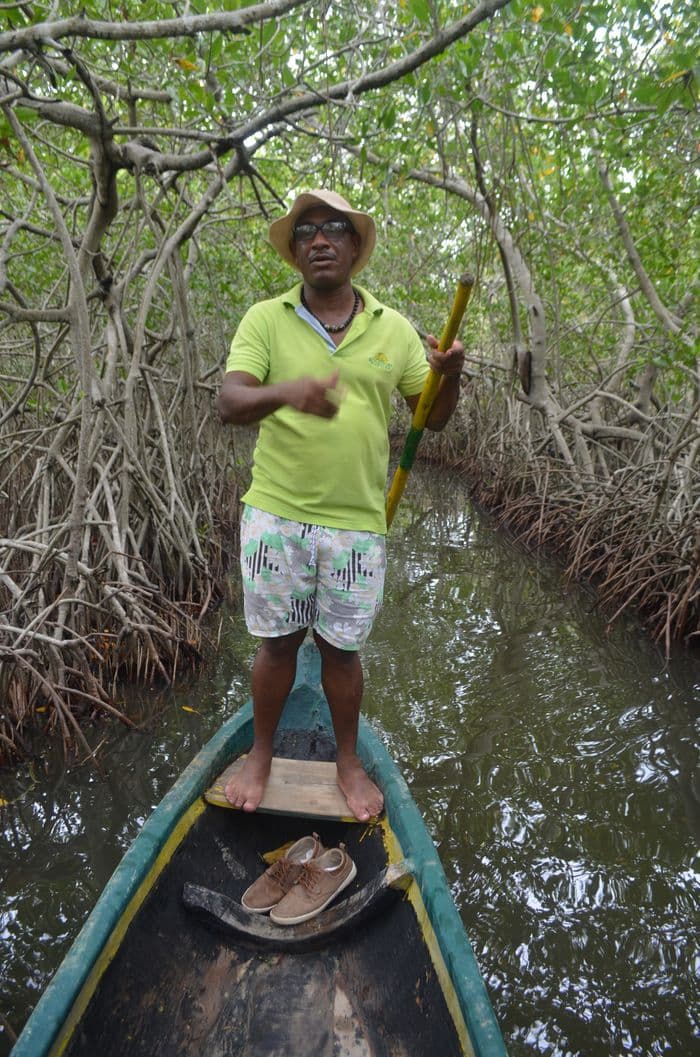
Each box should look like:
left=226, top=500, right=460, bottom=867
left=368, top=352, right=393, bottom=372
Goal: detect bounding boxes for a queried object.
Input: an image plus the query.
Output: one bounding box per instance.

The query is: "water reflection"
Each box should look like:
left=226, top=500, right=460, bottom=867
left=364, top=474, right=699, bottom=1057
left=1, top=468, right=698, bottom=1056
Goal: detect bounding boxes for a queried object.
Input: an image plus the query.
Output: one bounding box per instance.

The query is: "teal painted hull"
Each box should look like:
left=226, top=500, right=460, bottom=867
left=12, top=643, right=506, bottom=1057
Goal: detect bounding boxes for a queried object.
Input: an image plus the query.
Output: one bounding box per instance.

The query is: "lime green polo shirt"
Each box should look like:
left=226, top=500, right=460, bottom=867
left=226, top=282, right=429, bottom=533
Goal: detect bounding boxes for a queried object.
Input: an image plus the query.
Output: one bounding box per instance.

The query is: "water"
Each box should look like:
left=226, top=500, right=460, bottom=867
left=1, top=470, right=698, bottom=1056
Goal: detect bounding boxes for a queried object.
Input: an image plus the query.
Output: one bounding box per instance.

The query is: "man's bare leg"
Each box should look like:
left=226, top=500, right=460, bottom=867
left=314, top=632, right=384, bottom=822
left=225, top=628, right=306, bottom=811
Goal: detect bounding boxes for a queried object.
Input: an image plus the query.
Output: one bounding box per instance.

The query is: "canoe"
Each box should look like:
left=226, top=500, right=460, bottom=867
left=12, top=642, right=506, bottom=1057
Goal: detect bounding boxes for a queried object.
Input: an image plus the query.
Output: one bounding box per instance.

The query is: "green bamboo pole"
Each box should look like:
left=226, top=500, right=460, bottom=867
left=385, top=272, right=474, bottom=529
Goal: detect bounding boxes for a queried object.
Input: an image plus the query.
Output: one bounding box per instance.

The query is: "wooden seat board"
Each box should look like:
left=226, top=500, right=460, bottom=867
left=205, top=756, right=353, bottom=820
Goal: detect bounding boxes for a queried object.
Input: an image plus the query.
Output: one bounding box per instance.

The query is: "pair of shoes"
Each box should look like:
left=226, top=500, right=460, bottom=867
left=270, top=844, right=357, bottom=926
left=241, top=832, right=324, bottom=913
left=240, top=833, right=357, bottom=925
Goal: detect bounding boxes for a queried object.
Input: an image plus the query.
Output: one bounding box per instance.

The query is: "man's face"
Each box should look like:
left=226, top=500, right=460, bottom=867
left=290, top=206, right=360, bottom=290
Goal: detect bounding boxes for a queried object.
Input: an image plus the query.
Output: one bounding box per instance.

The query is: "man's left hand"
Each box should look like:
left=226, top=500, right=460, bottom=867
left=426, top=334, right=465, bottom=377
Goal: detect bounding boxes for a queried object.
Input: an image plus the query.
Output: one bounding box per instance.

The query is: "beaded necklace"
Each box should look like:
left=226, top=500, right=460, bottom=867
left=301, top=288, right=360, bottom=334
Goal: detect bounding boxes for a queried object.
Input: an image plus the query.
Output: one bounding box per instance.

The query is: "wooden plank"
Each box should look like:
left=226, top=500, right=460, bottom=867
left=205, top=756, right=354, bottom=820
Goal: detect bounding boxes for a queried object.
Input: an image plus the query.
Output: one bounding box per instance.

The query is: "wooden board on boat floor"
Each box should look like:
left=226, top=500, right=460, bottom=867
left=205, top=756, right=353, bottom=820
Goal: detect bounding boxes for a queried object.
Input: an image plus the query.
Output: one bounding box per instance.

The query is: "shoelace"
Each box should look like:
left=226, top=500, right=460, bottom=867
left=296, top=862, right=325, bottom=894
left=269, top=857, right=302, bottom=891
left=297, top=850, right=345, bottom=893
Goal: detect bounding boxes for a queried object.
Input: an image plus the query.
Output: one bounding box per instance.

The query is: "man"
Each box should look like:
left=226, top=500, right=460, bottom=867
left=217, top=189, right=464, bottom=821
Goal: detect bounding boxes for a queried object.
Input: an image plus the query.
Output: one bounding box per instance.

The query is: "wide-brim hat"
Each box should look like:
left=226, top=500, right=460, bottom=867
left=268, top=189, right=376, bottom=276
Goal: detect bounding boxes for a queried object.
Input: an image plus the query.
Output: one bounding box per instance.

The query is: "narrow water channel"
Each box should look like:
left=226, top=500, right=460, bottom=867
left=1, top=468, right=698, bottom=1056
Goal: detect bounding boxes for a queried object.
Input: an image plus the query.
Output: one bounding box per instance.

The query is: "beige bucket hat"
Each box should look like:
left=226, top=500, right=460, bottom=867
left=268, top=189, right=376, bottom=275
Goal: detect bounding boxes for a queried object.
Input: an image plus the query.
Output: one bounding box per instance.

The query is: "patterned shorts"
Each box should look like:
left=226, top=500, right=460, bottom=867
left=240, top=506, right=386, bottom=650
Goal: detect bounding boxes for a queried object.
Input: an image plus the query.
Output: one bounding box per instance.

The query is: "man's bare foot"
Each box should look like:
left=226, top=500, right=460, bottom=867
left=225, top=746, right=272, bottom=812
left=336, top=753, right=384, bottom=822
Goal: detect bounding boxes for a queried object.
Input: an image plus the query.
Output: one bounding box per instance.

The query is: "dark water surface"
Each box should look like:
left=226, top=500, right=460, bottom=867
left=1, top=471, right=698, bottom=1056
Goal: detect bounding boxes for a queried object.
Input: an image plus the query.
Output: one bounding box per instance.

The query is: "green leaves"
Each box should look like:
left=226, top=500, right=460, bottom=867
left=1, top=0, right=696, bottom=416
left=408, top=0, right=431, bottom=21
left=380, top=102, right=397, bottom=129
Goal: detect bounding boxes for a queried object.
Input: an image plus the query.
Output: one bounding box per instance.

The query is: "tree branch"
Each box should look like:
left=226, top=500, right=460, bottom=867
left=0, top=0, right=309, bottom=53
left=592, top=136, right=688, bottom=341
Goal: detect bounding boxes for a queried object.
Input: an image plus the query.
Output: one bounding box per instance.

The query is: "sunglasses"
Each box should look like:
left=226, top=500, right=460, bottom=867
left=292, top=219, right=355, bottom=242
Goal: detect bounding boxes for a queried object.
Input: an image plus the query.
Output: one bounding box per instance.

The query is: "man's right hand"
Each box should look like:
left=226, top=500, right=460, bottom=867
left=284, top=370, right=343, bottom=418
left=217, top=369, right=344, bottom=425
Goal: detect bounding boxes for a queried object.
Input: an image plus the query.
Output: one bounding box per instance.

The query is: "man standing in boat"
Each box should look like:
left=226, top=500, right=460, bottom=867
left=217, top=189, right=465, bottom=821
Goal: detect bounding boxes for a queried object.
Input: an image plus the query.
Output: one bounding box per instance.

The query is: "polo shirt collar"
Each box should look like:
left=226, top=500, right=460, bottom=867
left=279, top=282, right=381, bottom=351
left=280, top=281, right=383, bottom=317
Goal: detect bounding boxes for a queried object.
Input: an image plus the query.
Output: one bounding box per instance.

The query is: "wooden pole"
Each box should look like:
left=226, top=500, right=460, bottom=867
left=385, top=273, right=474, bottom=529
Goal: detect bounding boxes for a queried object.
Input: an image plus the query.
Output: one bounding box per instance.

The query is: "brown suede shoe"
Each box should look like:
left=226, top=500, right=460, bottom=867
left=241, top=833, right=325, bottom=913
left=269, top=844, right=357, bottom=925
